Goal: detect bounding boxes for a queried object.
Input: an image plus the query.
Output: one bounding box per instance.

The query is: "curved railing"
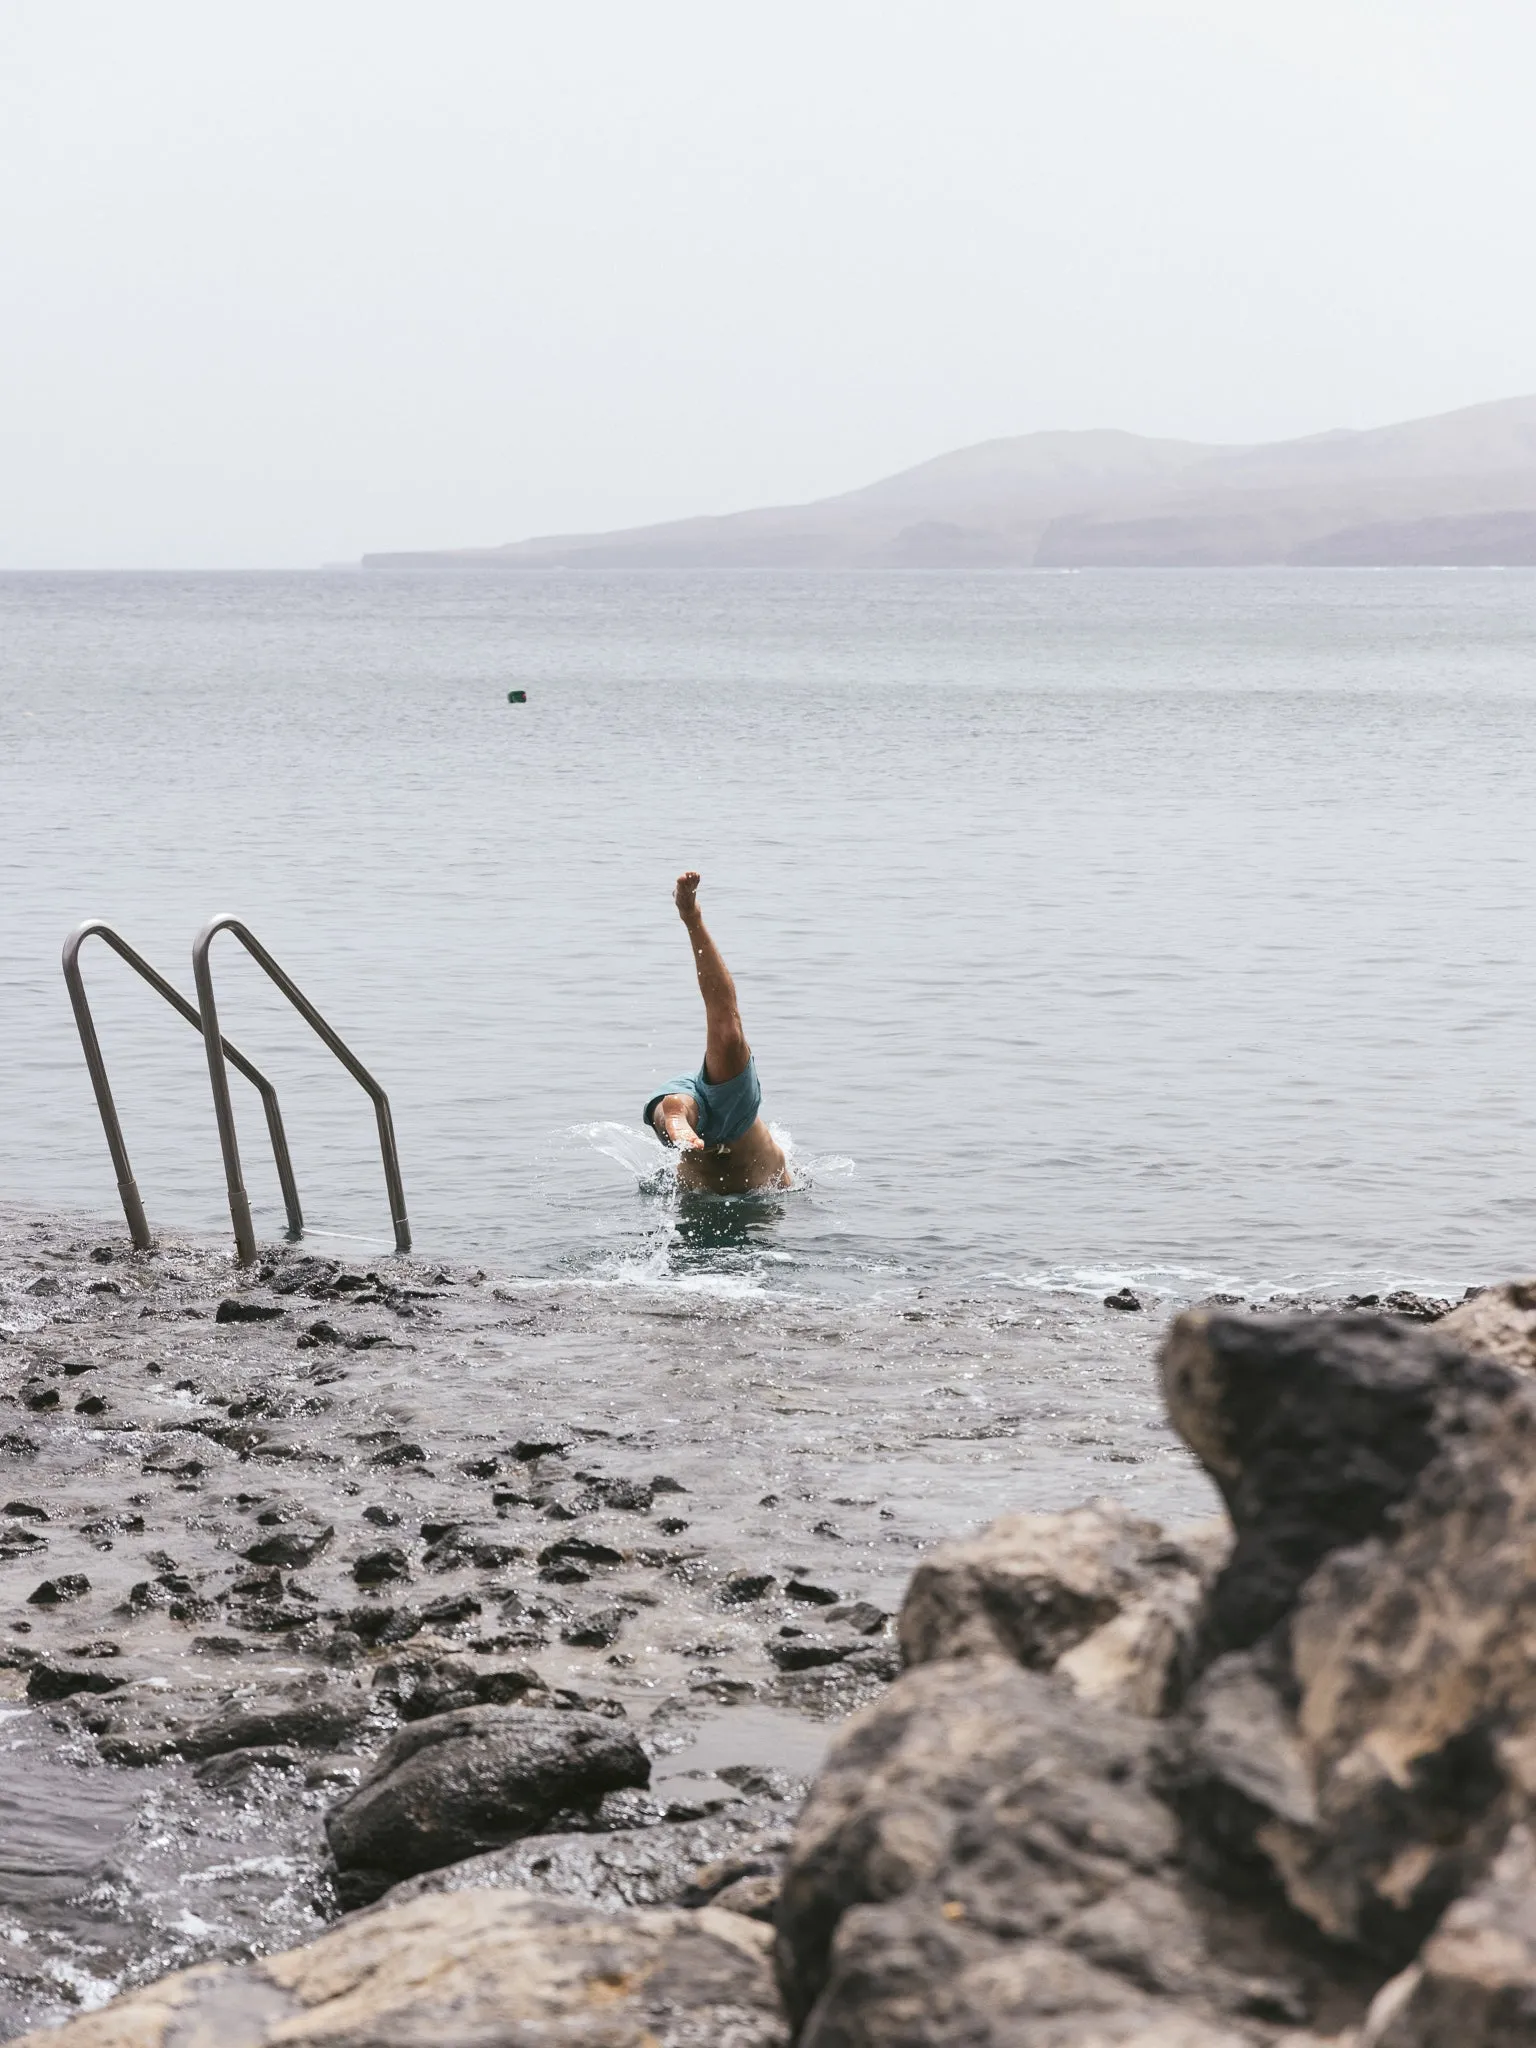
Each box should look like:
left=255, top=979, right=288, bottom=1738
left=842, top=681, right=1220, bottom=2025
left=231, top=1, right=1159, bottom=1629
left=62, top=920, right=303, bottom=1251
left=192, top=916, right=410, bottom=1265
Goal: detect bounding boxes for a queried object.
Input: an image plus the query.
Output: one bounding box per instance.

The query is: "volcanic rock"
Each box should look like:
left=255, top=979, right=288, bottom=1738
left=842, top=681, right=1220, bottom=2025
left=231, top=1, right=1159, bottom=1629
left=387, top=1804, right=794, bottom=1913
left=723, top=1570, right=777, bottom=1603
left=561, top=1604, right=627, bottom=1648
left=1158, top=1302, right=1536, bottom=1963
left=1432, top=1276, right=1536, bottom=1375
left=898, top=1497, right=1226, bottom=1717
left=374, top=1651, right=542, bottom=1720
left=27, top=1573, right=90, bottom=1606
left=325, top=1702, right=650, bottom=1883
left=240, top=1522, right=333, bottom=1568
left=25, top=1660, right=127, bottom=1702
left=84, top=1678, right=371, bottom=1766
left=4, top=1888, right=786, bottom=2047
left=774, top=1656, right=1336, bottom=2046
left=786, top=1579, right=840, bottom=1606
left=1356, top=1822, right=1536, bottom=2046
left=352, top=1544, right=409, bottom=1585
left=768, top=1637, right=851, bottom=1672
left=215, top=1296, right=285, bottom=1323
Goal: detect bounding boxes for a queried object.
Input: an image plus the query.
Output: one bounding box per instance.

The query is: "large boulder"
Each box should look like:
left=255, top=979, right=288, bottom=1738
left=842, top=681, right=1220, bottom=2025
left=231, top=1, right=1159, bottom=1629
left=4, top=1887, right=787, bottom=2047
left=1433, top=1279, right=1536, bottom=1376
left=897, top=1498, right=1228, bottom=1717
left=325, top=1702, right=649, bottom=1883
left=1359, top=1824, right=1536, bottom=2046
left=1159, top=1306, right=1536, bottom=1963
left=774, top=1656, right=1354, bottom=2046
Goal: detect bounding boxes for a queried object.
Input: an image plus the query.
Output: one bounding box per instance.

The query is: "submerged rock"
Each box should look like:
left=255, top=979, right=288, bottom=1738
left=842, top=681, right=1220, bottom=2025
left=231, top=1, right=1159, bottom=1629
left=82, top=1676, right=373, bottom=1766
left=5, top=1888, right=787, bottom=2048
left=325, top=1702, right=650, bottom=1884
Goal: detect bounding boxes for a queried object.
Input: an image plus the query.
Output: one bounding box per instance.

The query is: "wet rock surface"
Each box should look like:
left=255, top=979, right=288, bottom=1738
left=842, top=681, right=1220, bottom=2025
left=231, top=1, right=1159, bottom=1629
left=325, top=1701, right=651, bottom=1892
left=0, top=1205, right=1212, bottom=2035
left=12, top=1209, right=1525, bottom=2047
left=6, top=1890, right=789, bottom=2047
left=385, top=1797, right=797, bottom=1913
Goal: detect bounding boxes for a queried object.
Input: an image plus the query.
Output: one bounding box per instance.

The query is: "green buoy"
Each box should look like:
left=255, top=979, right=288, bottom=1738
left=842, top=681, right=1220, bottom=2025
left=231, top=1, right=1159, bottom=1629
left=507, top=689, right=526, bottom=704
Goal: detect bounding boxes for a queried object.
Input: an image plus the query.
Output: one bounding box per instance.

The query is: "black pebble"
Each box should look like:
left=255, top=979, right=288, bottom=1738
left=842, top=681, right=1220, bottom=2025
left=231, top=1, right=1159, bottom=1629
left=27, top=1574, right=90, bottom=1606
left=539, top=1537, right=624, bottom=1567
left=353, top=1547, right=410, bottom=1585
left=721, top=1572, right=775, bottom=1604
left=785, top=1578, right=840, bottom=1606
left=215, top=1298, right=285, bottom=1323
left=419, top=1592, right=480, bottom=1625
left=561, top=1605, right=626, bottom=1648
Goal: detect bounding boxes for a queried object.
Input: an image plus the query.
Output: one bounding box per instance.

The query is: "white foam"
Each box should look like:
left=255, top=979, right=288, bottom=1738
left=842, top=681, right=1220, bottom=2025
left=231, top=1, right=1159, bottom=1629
left=576, top=1120, right=666, bottom=1183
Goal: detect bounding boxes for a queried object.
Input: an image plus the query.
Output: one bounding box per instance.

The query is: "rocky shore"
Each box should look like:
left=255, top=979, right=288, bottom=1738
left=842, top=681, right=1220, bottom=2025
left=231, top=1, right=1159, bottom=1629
left=5, top=1207, right=1533, bottom=2044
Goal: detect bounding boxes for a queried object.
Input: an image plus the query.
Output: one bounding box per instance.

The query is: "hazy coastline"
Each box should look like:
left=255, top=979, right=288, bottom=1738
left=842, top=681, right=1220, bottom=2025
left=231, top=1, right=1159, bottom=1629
left=361, top=394, right=1536, bottom=572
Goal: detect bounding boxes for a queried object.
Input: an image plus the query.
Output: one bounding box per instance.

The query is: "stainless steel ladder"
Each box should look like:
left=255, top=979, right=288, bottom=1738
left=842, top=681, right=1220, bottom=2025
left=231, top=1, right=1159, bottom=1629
left=193, top=916, right=409, bottom=1265
left=64, top=918, right=409, bottom=1265
left=64, top=921, right=303, bottom=1251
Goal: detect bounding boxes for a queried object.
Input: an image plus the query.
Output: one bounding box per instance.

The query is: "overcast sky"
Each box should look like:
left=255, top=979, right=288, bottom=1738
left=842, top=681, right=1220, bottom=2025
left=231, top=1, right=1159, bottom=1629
left=3, top=0, right=1534, bottom=568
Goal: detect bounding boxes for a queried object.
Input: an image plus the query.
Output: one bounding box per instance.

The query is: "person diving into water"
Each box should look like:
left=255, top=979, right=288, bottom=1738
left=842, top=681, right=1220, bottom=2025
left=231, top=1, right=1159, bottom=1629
left=644, top=872, right=791, bottom=1194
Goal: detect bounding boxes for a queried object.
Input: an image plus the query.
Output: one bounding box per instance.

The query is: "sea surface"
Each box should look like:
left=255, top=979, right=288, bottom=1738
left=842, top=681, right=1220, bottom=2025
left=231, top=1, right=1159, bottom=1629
left=2, top=567, right=1535, bottom=1304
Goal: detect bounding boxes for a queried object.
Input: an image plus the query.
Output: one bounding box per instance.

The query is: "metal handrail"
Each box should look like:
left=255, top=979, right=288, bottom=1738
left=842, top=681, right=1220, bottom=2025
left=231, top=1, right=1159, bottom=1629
left=192, top=916, right=410, bottom=1265
left=62, top=920, right=303, bottom=1251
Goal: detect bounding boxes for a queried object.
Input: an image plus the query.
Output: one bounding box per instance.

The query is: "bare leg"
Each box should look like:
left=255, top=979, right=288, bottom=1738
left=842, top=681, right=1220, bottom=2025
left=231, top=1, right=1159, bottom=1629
left=674, top=871, right=750, bottom=1083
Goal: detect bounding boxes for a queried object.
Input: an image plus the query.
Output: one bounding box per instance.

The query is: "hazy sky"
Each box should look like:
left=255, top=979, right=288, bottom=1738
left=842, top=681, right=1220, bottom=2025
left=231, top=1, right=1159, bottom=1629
left=3, top=0, right=1534, bottom=567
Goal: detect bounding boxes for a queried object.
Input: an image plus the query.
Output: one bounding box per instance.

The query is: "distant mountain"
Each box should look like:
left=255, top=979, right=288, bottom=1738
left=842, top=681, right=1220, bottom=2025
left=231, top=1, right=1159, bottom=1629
left=363, top=396, right=1536, bottom=570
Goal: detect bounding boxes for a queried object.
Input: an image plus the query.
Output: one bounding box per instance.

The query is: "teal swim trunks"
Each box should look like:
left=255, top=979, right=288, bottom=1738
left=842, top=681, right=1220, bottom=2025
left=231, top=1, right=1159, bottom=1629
left=644, top=1055, right=763, bottom=1148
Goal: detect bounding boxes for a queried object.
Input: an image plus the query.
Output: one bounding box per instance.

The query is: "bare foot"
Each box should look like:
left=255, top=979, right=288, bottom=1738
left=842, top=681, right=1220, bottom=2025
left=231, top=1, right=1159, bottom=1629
left=674, top=870, right=701, bottom=924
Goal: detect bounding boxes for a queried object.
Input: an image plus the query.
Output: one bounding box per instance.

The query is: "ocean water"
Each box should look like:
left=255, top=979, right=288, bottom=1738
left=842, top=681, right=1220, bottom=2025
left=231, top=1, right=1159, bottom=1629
left=2, top=567, right=1535, bottom=1304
